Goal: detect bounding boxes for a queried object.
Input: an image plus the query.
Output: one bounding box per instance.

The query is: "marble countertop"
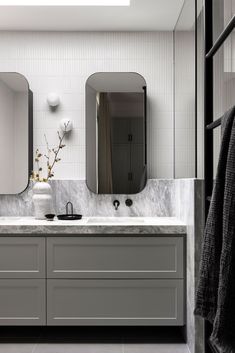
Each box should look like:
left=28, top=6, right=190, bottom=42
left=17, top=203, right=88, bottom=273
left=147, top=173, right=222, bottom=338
left=0, top=217, right=186, bottom=235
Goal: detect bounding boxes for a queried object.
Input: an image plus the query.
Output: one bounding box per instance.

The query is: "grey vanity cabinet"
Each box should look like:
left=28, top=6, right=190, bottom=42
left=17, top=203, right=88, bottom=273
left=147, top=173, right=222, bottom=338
left=0, top=237, right=45, bottom=278
left=47, top=236, right=184, bottom=279
left=47, top=278, right=184, bottom=326
left=0, top=279, right=46, bottom=325
left=0, top=235, right=185, bottom=326
left=0, top=237, right=46, bottom=325
left=47, top=237, right=184, bottom=279
left=46, top=236, right=185, bottom=326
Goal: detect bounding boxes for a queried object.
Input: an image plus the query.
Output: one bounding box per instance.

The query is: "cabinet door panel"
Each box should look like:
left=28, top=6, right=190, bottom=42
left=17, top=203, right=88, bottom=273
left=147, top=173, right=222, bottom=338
left=0, top=237, right=45, bottom=278
left=47, top=237, right=184, bottom=279
left=47, top=279, right=184, bottom=326
left=0, top=279, right=46, bottom=325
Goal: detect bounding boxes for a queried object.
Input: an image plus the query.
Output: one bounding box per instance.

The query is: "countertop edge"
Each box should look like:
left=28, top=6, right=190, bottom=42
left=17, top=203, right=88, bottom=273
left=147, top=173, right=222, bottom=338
left=0, top=224, right=187, bottom=235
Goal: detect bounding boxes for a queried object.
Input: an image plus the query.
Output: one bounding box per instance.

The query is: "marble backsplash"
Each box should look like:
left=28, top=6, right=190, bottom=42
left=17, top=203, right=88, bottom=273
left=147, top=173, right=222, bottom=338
left=0, top=177, right=205, bottom=353
left=175, top=179, right=204, bottom=353
left=0, top=179, right=175, bottom=217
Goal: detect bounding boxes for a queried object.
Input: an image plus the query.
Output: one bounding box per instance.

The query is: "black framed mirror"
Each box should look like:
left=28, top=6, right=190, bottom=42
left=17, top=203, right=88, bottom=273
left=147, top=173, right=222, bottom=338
left=86, top=72, right=147, bottom=194
left=0, top=72, right=33, bottom=194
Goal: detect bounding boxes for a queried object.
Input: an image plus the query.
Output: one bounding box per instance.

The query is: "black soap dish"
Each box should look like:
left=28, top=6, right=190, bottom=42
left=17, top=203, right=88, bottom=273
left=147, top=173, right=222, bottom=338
left=57, top=214, right=82, bottom=221
left=57, top=201, right=82, bottom=221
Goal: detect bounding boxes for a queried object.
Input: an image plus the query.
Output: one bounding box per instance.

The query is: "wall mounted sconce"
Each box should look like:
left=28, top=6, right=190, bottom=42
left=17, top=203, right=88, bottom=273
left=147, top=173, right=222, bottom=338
left=60, top=118, right=73, bottom=133
left=47, top=92, right=60, bottom=107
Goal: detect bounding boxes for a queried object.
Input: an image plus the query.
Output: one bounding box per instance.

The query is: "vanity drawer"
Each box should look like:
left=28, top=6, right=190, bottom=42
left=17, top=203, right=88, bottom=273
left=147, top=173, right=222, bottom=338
left=0, top=237, right=45, bottom=278
left=0, top=279, right=46, bottom=325
left=47, top=279, right=184, bottom=326
left=47, top=237, right=184, bottom=279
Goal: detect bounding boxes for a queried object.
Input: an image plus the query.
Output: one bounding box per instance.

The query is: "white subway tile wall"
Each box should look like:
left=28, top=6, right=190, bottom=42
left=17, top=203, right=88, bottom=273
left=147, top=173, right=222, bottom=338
left=0, top=31, right=174, bottom=179
left=174, top=31, right=195, bottom=178
left=224, top=0, right=235, bottom=72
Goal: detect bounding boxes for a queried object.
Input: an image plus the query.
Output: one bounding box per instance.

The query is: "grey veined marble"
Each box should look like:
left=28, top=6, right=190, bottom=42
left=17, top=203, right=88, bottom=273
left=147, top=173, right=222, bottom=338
left=174, top=179, right=204, bottom=353
left=0, top=179, right=175, bottom=218
left=0, top=217, right=186, bottom=235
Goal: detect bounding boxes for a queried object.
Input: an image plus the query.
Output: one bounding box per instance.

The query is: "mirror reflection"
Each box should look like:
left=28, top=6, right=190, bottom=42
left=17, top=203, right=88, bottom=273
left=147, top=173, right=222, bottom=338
left=0, top=73, right=32, bottom=194
left=86, top=72, right=147, bottom=194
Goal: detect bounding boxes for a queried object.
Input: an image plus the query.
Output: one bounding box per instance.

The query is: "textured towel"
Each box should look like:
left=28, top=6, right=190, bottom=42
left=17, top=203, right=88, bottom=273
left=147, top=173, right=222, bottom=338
left=195, top=106, right=235, bottom=353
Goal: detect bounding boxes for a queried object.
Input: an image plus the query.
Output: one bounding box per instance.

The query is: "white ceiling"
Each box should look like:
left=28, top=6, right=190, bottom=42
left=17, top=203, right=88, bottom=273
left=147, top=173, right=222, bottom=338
left=0, top=0, right=186, bottom=31
left=175, top=0, right=196, bottom=30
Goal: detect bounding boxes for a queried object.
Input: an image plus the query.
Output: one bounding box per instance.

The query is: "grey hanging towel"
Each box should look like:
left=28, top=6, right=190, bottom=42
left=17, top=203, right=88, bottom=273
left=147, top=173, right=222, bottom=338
left=195, top=106, right=235, bottom=352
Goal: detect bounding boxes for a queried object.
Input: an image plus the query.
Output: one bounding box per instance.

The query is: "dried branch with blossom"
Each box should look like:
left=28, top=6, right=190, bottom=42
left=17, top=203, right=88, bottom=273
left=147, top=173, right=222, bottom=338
left=31, top=121, right=69, bottom=182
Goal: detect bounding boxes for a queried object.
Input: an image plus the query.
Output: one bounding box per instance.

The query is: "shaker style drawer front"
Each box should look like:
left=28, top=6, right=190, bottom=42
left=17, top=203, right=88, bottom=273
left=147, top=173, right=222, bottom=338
left=47, top=279, right=184, bottom=326
left=0, top=279, right=46, bottom=325
left=0, top=237, right=45, bottom=278
left=47, top=237, right=184, bottom=279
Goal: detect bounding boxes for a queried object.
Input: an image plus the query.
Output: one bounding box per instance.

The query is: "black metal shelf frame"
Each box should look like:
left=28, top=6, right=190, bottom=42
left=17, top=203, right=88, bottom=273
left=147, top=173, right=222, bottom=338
left=206, top=15, right=235, bottom=59
left=206, top=117, right=221, bottom=130
left=204, top=1, right=235, bottom=353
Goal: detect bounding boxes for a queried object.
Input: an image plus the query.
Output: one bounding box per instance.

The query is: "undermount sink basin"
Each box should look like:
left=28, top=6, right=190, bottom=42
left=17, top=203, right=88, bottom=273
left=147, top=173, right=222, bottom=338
left=87, top=217, right=146, bottom=224
left=0, top=217, right=23, bottom=221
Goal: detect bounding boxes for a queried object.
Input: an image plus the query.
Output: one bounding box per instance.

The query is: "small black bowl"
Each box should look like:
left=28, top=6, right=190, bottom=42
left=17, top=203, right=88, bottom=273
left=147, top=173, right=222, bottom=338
left=45, top=214, right=55, bottom=221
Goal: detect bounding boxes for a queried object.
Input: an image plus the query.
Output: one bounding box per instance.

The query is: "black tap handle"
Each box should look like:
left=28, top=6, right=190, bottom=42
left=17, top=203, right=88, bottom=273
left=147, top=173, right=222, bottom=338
left=125, top=199, right=133, bottom=207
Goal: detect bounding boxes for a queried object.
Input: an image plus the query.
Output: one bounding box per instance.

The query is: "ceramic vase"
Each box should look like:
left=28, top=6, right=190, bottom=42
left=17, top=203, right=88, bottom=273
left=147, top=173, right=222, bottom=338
left=32, top=182, right=52, bottom=220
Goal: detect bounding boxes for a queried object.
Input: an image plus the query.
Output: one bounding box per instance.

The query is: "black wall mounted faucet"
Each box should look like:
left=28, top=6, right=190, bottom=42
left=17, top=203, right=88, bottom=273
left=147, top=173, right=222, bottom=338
left=113, top=200, right=120, bottom=211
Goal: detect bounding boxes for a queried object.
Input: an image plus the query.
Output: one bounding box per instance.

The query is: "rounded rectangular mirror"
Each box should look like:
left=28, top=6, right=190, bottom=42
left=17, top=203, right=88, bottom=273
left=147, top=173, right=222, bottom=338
left=86, top=72, right=147, bottom=194
left=0, top=73, right=32, bottom=194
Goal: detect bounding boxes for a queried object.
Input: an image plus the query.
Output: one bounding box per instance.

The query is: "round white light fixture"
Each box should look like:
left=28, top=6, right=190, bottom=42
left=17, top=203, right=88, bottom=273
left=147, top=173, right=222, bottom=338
left=47, top=92, right=60, bottom=107
left=60, top=118, right=73, bottom=133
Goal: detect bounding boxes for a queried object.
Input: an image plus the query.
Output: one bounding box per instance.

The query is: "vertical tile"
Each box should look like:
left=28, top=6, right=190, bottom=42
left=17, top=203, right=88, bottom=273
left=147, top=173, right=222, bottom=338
left=174, top=31, right=195, bottom=178
left=0, top=31, right=174, bottom=179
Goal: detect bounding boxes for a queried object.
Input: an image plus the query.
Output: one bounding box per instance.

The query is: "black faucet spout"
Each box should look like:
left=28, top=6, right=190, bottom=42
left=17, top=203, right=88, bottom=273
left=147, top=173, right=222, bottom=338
left=66, top=201, right=74, bottom=215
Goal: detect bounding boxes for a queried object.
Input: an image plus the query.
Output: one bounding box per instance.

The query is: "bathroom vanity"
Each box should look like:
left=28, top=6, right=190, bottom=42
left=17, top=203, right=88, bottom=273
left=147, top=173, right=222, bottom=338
left=0, top=70, right=188, bottom=332
left=0, top=217, right=186, bottom=327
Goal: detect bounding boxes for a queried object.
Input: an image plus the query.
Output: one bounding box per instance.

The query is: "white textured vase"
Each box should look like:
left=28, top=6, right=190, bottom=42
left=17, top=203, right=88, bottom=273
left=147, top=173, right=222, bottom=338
left=32, top=182, right=52, bottom=220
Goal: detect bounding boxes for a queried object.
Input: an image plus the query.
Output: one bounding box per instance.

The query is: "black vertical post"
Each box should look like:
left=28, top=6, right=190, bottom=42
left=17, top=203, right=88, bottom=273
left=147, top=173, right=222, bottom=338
left=28, top=89, right=34, bottom=182
left=143, top=85, right=147, bottom=166
left=204, top=0, right=213, bottom=352
left=204, top=0, right=213, bottom=217
left=195, top=0, right=198, bottom=178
